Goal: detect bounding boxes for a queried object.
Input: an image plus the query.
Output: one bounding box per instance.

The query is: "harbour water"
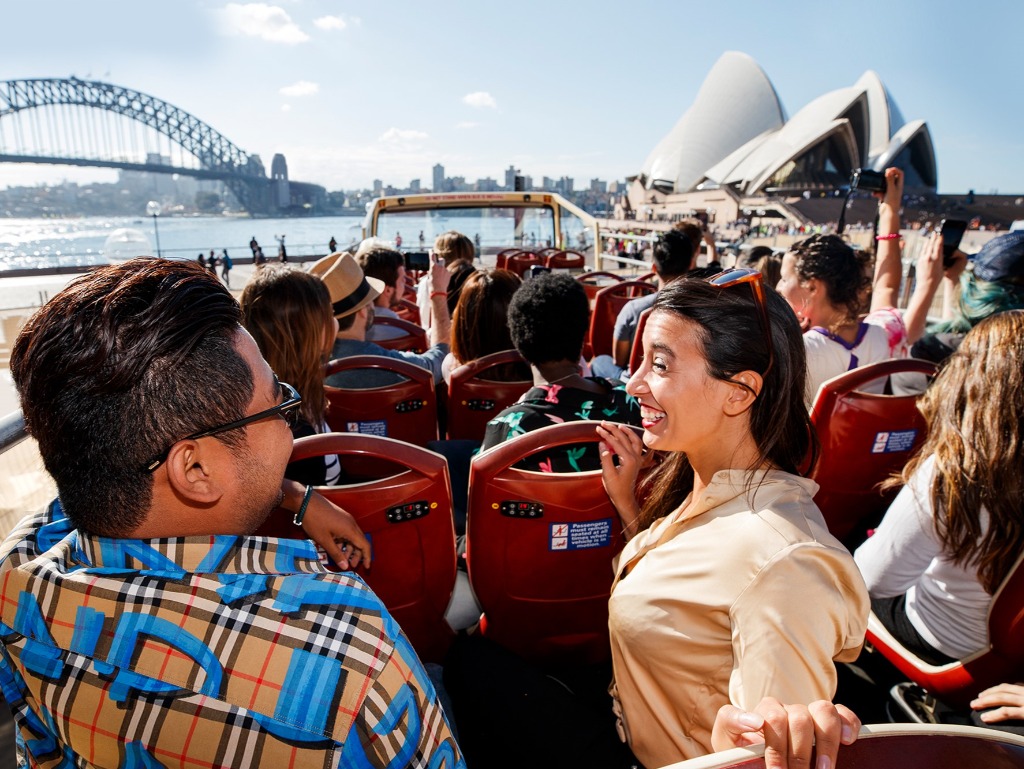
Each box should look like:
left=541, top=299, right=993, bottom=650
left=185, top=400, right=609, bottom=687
left=0, top=214, right=367, bottom=272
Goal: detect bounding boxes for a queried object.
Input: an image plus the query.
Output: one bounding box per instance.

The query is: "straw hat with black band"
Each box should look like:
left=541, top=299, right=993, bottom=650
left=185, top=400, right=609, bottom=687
left=309, top=252, right=385, bottom=318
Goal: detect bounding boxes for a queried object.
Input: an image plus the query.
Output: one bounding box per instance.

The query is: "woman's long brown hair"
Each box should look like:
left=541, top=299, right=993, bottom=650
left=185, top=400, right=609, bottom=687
left=240, top=267, right=333, bottom=428
left=894, top=309, right=1024, bottom=593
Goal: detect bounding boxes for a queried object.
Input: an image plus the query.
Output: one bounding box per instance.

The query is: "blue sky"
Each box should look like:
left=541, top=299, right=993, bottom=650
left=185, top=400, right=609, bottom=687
left=3, top=0, right=1021, bottom=194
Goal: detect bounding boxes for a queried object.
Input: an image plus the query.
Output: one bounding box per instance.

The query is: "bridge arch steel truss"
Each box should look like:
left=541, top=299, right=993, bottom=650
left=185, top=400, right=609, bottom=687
left=0, top=78, right=269, bottom=212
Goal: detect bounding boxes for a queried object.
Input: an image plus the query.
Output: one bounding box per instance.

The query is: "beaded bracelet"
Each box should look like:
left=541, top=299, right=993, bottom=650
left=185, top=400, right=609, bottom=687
left=292, top=484, right=314, bottom=526
left=875, top=233, right=899, bottom=241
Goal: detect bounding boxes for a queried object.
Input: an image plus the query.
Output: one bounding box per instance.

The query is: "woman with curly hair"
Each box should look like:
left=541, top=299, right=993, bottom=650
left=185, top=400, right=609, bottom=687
left=855, top=309, right=1024, bottom=664
left=240, top=266, right=343, bottom=486
left=776, top=233, right=890, bottom=405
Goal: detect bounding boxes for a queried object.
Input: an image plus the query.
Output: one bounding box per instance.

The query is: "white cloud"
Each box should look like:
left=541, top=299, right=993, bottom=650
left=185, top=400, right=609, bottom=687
left=314, top=15, right=346, bottom=31
left=378, top=128, right=429, bottom=143
left=218, top=3, right=309, bottom=44
left=281, top=104, right=292, bottom=112
left=279, top=80, right=319, bottom=97
left=455, top=121, right=480, bottom=129
left=462, top=91, right=497, bottom=109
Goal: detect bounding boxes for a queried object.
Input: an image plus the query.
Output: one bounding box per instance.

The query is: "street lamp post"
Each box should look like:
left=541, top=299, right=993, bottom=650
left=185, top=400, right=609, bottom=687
left=146, top=201, right=162, bottom=258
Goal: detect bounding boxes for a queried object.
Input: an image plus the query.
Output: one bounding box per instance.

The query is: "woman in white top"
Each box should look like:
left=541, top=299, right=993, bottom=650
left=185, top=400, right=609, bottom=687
left=776, top=234, right=891, bottom=406
left=855, top=309, right=1024, bottom=663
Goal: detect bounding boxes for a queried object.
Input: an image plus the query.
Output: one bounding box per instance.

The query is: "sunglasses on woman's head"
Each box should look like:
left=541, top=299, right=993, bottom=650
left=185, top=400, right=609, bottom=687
left=706, top=268, right=774, bottom=377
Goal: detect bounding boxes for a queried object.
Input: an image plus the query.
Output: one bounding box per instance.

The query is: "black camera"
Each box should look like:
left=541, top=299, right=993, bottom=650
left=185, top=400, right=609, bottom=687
left=850, top=168, right=886, bottom=195
left=403, top=251, right=430, bottom=271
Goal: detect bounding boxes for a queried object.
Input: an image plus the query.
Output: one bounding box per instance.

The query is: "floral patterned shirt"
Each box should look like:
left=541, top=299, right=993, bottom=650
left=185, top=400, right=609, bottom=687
left=481, top=377, right=640, bottom=472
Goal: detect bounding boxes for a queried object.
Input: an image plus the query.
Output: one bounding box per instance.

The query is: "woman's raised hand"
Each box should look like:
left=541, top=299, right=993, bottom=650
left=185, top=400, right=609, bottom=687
left=597, top=421, right=646, bottom=537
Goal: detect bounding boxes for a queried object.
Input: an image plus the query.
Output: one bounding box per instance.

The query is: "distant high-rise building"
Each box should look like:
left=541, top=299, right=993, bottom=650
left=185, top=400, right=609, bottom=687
left=523, top=175, right=534, bottom=191
left=590, top=178, right=608, bottom=194
left=373, top=179, right=383, bottom=197
left=542, top=176, right=556, bottom=191
left=409, top=179, right=421, bottom=192
left=504, top=165, right=517, bottom=190
left=559, top=176, right=574, bottom=194
left=432, top=164, right=445, bottom=193
left=476, top=177, right=498, bottom=192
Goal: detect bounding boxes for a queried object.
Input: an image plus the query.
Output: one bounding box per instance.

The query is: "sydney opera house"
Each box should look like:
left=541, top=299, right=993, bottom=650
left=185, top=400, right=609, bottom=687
left=627, top=52, right=937, bottom=225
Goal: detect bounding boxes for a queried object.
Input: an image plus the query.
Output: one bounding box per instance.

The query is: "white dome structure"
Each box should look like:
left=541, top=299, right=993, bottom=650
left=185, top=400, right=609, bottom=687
left=642, top=55, right=937, bottom=196
left=640, top=52, right=786, bottom=195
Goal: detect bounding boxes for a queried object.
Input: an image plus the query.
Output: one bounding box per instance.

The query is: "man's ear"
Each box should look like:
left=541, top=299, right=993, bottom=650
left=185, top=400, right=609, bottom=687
left=164, top=440, right=224, bottom=504
left=723, top=371, right=762, bottom=416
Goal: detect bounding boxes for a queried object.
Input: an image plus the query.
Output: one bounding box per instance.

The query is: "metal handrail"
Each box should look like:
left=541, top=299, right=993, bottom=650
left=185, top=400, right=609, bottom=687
left=0, top=410, right=27, bottom=455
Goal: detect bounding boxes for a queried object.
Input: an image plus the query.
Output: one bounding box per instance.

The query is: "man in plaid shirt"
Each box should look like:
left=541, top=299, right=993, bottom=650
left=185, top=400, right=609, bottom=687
left=0, top=258, right=463, bottom=768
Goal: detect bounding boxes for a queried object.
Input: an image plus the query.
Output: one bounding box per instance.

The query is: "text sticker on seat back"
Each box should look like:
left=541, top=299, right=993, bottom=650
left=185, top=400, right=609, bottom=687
left=871, top=430, right=917, bottom=454
left=549, top=519, right=613, bottom=551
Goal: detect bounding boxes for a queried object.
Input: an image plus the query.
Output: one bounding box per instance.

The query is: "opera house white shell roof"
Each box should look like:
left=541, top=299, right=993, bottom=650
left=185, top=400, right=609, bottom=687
left=640, top=53, right=937, bottom=196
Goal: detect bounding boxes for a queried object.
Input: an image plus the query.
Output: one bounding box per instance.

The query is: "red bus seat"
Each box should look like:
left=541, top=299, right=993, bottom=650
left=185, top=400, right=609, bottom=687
left=627, top=307, right=653, bottom=376
left=636, top=271, right=657, bottom=283
left=808, top=358, right=937, bottom=544
left=324, top=355, right=439, bottom=447
left=545, top=250, right=586, bottom=270
left=395, top=297, right=421, bottom=325
left=866, top=551, right=1024, bottom=708
left=446, top=349, right=532, bottom=442
left=255, top=433, right=457, bottom=662
left=684, top=723, right=1024, bottom=769
left=576, top=271, right=624, bottom=302
left=372, top=315, right=428, bottom=353
left=505, top=252, right=543, bottom=278
left=587, top=281, right=656, bottom=359
left=466, top=421, right=639, bottom=665
left=495, top=249, right=522, bottom=271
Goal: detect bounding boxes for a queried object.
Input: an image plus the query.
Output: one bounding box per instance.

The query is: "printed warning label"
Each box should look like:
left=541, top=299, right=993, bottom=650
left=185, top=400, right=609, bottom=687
left=549, top=519, right=613, bottom=551
left=871, top=430, right=917, bottom=454
left=347, top=420, right=387, bottom=437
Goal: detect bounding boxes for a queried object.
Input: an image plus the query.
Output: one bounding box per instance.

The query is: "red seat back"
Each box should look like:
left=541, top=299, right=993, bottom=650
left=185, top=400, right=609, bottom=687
left=505, top=252, right=543, bottom=278
left=372, top=315, right=428, bottom=353
left=466, top=421, right=636, bottom=665
left=867, top=551, right=1024, bottom=707
left=446, top=349, right=532, bottom=441
left=495, top=248, right=522, bottom=270
left=636, top=271, right=657, bottom=284
left=808, top=358, right=937, bottom=542
left=395, top=298, right=421, bottom=325
left=255, top=433, right=457, bottom=662
left=689, top=724, right=1024, bottom=769
left=576, top=271, right=624, bottom=302
left=545, top=250, right=586, bottom=270
left=628, top=307, right=653, bottom=375
left=324, top=355, right=439, bottom=447
left=587, top=281, right=657, bottom=359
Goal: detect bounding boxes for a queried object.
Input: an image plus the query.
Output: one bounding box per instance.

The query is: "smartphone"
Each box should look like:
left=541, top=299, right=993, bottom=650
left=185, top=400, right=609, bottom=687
left=528, top=265, right=552, bottom=279
left=404, top=251, right=430, bottom=271
left=939, top=219, right=967, bottom=268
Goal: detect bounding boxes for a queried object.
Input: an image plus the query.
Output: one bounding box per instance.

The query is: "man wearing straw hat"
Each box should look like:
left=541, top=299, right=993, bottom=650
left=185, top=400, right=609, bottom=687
left=311, top=251, right=452, bottom=389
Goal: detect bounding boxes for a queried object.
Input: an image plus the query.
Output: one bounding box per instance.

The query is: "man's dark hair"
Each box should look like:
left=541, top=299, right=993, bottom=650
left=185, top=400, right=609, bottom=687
left=357, top=247, right=403, bottom=288
left=10, top=258, right=252, bottom=536
left=652, top=230, right=694, bottom=279
left=508, top=273, right=590, bottom=364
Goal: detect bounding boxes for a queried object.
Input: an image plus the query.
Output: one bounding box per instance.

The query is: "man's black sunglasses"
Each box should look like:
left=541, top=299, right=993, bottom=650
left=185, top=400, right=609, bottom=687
left=144, top=381, right=302, bottom=472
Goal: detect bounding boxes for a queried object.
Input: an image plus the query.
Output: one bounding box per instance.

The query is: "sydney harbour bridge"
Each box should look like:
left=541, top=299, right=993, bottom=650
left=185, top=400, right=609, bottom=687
left=0, top=77, right=325, bottom=216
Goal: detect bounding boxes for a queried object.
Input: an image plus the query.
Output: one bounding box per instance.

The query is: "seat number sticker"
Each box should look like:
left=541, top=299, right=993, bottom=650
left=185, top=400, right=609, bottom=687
left=549, top=519, right=613, bottom=551
left=871, top=430, right=917, bottom=453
